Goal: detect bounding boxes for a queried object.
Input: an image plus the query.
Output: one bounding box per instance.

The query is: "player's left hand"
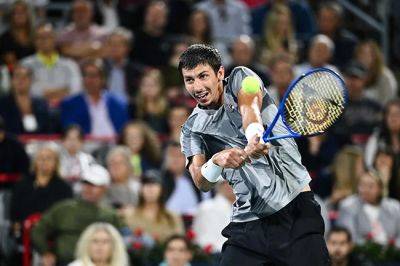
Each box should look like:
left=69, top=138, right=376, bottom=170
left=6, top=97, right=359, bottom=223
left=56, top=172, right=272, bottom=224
left=244, top=135, right=270, bottom=159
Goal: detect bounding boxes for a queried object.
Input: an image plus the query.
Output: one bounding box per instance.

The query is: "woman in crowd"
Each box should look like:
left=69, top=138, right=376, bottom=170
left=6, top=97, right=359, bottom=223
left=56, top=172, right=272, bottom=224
left=261, top=3, right=298, bottom=65
left=132, top=69, right=169, bottom=134
left=120, top=121, right=162, bottom=176
left=354, top=40, right=398, bottom=105
left=69, top=222, right=129, bottom=266
left=186, top=9, right=212, bottom=45
left=337, top=171, right=400, bottom=248
left=0, top=1, right=35, bottom=67
left=104, top=146, right=141, bottom=210
left=59, top=124, right=96, bottom=193
left=124, top=171, right=184, bottom=243
left=365, top=99, right=400, bottom=200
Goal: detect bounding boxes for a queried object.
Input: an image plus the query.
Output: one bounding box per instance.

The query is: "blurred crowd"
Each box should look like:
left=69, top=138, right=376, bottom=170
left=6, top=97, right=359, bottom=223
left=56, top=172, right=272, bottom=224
left=0, top=0, right=399, bottom=265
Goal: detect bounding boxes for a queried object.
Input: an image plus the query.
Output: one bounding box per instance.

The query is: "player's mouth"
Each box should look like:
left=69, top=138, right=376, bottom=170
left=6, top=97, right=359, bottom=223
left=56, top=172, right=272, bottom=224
left=195, top=91, right=210, bottom=103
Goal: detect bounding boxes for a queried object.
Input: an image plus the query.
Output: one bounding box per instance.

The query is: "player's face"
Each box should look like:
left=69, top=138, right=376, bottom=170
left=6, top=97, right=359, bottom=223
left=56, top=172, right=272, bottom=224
left=182, top=64, right=224, bottom=108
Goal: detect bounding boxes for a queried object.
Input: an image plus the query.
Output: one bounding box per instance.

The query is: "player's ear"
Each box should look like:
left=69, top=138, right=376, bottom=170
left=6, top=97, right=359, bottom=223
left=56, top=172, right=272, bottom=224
left=217, top=66, right=225, bottom=81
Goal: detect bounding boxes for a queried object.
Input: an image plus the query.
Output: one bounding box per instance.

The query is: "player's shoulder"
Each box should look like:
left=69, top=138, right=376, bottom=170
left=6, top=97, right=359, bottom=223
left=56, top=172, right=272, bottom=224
left=228, top=66, right=258, bottom=80
left=181, top=107, right=202, bottom=134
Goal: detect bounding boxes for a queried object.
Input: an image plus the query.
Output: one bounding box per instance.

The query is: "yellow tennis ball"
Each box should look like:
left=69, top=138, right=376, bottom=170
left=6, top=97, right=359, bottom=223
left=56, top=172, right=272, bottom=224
left=241, top=76, right=260, bottom=94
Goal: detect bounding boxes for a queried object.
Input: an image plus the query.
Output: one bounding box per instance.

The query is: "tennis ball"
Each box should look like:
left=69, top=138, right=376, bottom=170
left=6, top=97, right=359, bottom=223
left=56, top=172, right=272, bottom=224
left=241, top=76, right=260, bottom=94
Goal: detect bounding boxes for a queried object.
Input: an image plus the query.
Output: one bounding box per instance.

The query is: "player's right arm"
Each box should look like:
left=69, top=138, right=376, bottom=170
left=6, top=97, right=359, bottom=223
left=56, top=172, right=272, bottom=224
left=187, top=148, right=248, bottom=192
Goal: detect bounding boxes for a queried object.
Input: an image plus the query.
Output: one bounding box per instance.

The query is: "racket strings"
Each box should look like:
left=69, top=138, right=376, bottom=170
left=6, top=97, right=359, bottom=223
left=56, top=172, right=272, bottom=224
left=284, top=71, right=345, bottom=135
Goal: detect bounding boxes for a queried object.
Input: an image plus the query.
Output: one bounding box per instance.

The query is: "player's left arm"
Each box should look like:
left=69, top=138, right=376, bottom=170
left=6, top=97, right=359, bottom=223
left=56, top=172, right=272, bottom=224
left=238, top=79, right=270, bottom=158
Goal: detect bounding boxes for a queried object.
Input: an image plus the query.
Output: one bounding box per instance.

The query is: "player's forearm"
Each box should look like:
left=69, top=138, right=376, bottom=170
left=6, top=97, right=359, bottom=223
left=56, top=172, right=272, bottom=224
left=238, top=89, right=263, bottom=130
left=190, top=166, right=216, bottom=192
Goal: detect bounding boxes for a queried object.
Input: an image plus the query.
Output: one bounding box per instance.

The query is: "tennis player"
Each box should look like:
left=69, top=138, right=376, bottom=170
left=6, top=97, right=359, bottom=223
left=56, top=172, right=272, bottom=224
left=179, top=44, right=329, bottom=265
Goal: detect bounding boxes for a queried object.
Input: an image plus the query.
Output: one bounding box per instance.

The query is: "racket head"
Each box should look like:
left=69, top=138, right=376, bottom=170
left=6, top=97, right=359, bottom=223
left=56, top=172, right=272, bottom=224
left=279, top=67, right=347, bottom=137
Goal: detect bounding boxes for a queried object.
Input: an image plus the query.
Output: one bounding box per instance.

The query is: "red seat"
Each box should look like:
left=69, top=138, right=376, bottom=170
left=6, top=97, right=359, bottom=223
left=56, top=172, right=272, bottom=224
left=22, top=213, right=42, bottom=266
left=0, top=173, right=21, bottom=183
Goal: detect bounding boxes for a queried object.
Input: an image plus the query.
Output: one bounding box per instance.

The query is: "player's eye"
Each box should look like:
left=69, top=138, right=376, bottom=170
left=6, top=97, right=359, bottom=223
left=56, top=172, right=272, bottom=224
left=199, top=74, right=208, bottom=79
left=185, top=78, right=194, bottom=84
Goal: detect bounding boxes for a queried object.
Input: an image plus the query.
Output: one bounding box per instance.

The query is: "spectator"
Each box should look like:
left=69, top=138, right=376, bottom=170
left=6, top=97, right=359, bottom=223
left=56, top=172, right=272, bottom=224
left=316, top=1, right=358, bottom=69
left=58, top=0, right=109, bottom=61
left=103, top=27, right=144, bottom=103
left=93, top=0, right=120, bottom=31
left=196, top=0, right=251, bottom=46
left=60, top=59, right=129, bottom=137
left=0, top=65, right=54, bottom=134
left=327, top=227, right=373, bottom=266
left=163, top=142, right=200, bottom=216
left=225, top=35, right=270, bottom=87
left=59, top=124, right=96, bottom=193
left=267, top=53, right=294, bottom=103
left=120, top=121, right=162, bottom=176
left=354, top=40, right=398, bottom=105
left=331, top=61, right=382, bottom=147
left=167, top=105, right=190, bottom=143
left=133, top=69, right=169, bottom=134
left=160, top=234, right=193, bottom=266
left=69, top=222, right=129, bottom=266
left=9, top=143, right=72, bottom=264
left=364, top=99, right=400, bottom=200
left=294, top=34, right=340, bottom=77
left=0, top=1, right=35, bottom=68
left=0, top=115, right=30, bottom=180
left=261, top=3, right=298, bottom=64
left=186, top=9, right=212, bottom=45
left=21, top=23, right=82, bottom=107
left=192, top=180, right=234, bottom=253
left=131, top=0, right=171, bottom=67
left=31, top=164, right=123, bottom=265
left=103, top=146, right=140, bottom=209
left=10, top=143, right=72, bottom=224
left=337, top=171, right=400, bottom=248
left=124, top=171, right=184, bottom=242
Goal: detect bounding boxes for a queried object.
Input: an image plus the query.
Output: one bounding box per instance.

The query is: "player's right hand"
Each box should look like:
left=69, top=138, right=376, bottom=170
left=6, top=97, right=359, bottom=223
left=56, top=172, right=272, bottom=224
left=212, top=148, right=249, bottom=168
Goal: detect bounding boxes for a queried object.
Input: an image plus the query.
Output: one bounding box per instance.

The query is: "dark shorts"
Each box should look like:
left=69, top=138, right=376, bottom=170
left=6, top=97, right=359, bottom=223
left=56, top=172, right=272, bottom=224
left=220, top=191, right=330, bottom=266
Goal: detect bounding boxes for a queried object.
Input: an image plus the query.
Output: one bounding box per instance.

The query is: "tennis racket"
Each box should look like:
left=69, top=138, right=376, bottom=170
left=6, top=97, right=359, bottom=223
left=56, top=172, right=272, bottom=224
left=262, top=67, right=347, bottom=143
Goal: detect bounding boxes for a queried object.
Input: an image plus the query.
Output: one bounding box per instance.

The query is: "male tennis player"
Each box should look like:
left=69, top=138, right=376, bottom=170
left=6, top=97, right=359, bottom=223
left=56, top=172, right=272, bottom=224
left=179, top=44, right=329, bottom=265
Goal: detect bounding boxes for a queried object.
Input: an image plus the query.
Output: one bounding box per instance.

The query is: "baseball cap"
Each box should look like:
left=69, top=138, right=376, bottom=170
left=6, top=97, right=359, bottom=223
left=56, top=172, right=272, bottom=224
left=81, top=164, right=111, bottom=186
left=344, top=61, right=367, bottom=78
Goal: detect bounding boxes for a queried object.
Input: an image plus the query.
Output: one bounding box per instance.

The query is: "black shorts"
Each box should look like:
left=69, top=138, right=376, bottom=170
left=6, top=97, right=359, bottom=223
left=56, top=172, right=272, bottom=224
left=220, top=191, right=330, bottom=266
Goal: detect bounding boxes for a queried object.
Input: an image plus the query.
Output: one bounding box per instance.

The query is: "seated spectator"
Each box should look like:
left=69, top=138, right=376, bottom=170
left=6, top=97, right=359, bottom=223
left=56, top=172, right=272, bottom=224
left=131, top=0, right=172, bottom=68
left=163, top=142, right=200, bottom=216
left=330, top=61, right=382, bottom=147
left=124, top=171, right=184, bottom=243
left=0, top=115, right=30, bottom=181
left=0, top=1, right=35, bottom=69
left=316, top=1, right=358, bottom=69
left=59, top=124, right=96, bottom=193
left=60, top=59, right=129, bottom=137
left=192, top=181, right=234, bottom=253
left=103, top=146, right=140, bottom=209
left=167, top=105, right=190, bottom=143
left=10, top=143, right=72, bottom=224
left=261, top=3, right=298, bottom=65
left=327, top=227, right=373, bottom=266
left=9, top=143, right=72, bottom=264
left=354, top=40, right=398, bottom=105
left=294, top=34, right=340, bottom=77
left=120, top=121, right=162, bottom=176
left=21, top=23, right=82, bottom=107
left=337, top=171, right=400, bottom=248
left=160, top=234, right=193, bottom=266
left=103, top=27, right=144, bottom=103
left=132, top=68, right=169, bottom=134
left=225, top=35, right=270, bottom=87
left=57, top=0, right=109, bottom=61
left=68, top=222, right=129, bottom=266
left=31, top=164, right=124, bottom=265
left=186, top=9, right=212, bottom=45
left=0, top=65, right=54, bottom=134
left=364, top=99, right=400, bottom=200
left=267, top=53, right=294, bottom=103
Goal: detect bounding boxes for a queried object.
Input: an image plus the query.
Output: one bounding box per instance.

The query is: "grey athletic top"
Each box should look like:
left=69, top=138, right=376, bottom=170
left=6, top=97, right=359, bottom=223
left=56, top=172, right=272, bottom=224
left=181, top=66, right=311, bottom=222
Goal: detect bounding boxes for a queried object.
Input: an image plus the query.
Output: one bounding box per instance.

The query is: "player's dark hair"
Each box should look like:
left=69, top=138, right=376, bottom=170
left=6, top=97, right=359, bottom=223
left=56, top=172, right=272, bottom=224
left=327, top=226, right=352, bottom=242
left=178, top=44, right=222, bottom=74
